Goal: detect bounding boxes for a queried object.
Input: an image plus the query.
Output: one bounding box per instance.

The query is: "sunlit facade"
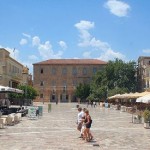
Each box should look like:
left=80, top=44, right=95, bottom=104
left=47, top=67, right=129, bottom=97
left=33, top=59, right=107, bottom=103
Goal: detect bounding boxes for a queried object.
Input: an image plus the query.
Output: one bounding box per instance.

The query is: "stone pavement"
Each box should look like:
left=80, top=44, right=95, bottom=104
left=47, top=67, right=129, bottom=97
left=0, top=103, right=150, bottom=150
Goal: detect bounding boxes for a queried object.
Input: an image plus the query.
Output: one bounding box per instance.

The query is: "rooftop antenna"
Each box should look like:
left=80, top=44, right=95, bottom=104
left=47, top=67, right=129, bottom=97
left=13, top=48, right=15, bottom=58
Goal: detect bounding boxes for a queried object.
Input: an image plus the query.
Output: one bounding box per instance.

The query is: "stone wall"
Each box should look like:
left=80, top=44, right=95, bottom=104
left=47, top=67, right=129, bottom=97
left=33, top=63, right=105, bottom=103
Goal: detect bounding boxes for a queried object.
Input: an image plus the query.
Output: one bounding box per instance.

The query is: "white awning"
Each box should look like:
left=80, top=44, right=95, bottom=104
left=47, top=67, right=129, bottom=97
left=0, top=85, right=23, bottom=94
left=136, top=94, right=150, bottom=103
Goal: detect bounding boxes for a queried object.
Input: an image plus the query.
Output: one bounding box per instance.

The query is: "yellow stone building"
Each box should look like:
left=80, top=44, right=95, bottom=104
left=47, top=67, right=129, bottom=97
left=0, top=48, right=32, bottom=87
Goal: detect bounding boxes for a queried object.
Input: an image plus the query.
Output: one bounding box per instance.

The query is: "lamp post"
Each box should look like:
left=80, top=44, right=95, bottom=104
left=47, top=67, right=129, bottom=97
left=42, top=81, right=44, bottom=104
left=105, top=85, right=108, bottom=103
left=24, top=82, right=27, bottom=106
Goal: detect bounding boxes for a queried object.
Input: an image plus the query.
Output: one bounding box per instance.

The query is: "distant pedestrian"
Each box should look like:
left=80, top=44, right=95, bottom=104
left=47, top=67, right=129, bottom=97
left=56, top=100, right=58, bottom=105
left=48, top=103, right=51, bottom=113
left=86, top=101, right=89, bottom=108
left=90, top=101, right=93, bottom=107
left=36, top=107, right=39, bottom=118
left=93, top=101, right=97, bottom=107
left=76, top=104, right=80, bottom=109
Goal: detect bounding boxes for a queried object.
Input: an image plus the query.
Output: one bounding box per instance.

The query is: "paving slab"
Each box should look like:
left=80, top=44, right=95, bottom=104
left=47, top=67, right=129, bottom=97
left=0, top=103, right=150, bottom=150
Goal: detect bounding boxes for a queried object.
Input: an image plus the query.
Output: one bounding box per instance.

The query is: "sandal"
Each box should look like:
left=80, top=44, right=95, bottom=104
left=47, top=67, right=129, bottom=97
left=86, top=138, right=90, bottom=142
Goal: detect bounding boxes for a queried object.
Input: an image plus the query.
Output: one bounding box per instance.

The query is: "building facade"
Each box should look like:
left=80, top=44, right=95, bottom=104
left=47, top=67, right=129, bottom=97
left=0, top=48, right=32, bottom=87
left=144, top=66, right=150, bottom=91
left=33, top=59, right=107, bottom=103
left=137, top=56, right=150, bottom=92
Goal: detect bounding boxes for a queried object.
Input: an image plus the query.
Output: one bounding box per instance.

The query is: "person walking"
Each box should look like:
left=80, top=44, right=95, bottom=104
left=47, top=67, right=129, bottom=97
left=83, top=109, right=93, bottom=142
left=77, top=107, right=84, bottom=138
left=90, top=101, right=93, bottom=107
left=86, top=101, right=89, bottom=108
left=93, top=101, right=96, bottom=107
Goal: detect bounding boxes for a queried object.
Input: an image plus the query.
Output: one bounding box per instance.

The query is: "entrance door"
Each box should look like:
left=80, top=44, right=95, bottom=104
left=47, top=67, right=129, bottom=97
left=50, top=94, right=56, bottom=102
left=61, top=94, right=68, bottom=103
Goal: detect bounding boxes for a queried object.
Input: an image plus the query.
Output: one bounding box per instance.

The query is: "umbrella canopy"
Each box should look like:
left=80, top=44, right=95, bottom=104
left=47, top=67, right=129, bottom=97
left=108, top=91, right=150, bottom=100
left=14, top=88, right=24, bottom=94
left=108, top=94, right=121, bottom=100
left=136, top=94, right=150, bottom=103
left=0, top=85, right=23, bottom=94
left=117, top=93, right=130, bottom=99
left=129, top=91, right=150, bottom=99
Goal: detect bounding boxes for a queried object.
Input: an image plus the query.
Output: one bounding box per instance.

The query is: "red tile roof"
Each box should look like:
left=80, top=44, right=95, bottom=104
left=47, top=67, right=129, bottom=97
left=33, top=59, right=107, bottom=65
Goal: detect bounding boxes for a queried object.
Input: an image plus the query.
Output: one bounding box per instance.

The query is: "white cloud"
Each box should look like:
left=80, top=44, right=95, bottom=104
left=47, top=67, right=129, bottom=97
left=83, top=51, right=91, bottom=58
left=32, top=36, right=40, bottom=46
left=104, top=0, right=130, bottom=17
left=75, top=20, right=94, bottom=30
left=28, top=55, right=38, bottom=61
left=143, top=49, right=150, bottom=53
left=75, top=20, right=94, bottom=47
left=73, top=57, right=79, bottom=59
left=58, top=41, right=67, bottom=50
left=38, top=41, right=53, bottom=59
left=97, top=48, right=125, bottom=61
left=75, top=20, right=126, bottom=61
left=20, top=38, right=27, bottom=45
left=90, top=38, right=110, bottom=51
left=22, top=33, right=31, bottom=38
left=32, top=36, right=63, bottom=59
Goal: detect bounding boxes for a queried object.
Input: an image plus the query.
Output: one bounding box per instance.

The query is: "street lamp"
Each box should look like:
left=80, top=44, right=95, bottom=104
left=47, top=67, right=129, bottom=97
left=41, top=81, right=44, bottom=104
left=105, top=84, right=108, bottom=103
left=24, top=82, right=27, bottom=106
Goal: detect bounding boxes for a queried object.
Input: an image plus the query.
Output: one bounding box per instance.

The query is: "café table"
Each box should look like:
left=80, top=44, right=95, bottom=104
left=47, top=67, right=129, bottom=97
left=0, top=117, right=7, bottom=128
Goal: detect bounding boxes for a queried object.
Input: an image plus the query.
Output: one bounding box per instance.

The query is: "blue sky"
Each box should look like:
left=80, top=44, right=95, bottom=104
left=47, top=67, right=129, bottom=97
left=0, top=0, right=150, bottom=73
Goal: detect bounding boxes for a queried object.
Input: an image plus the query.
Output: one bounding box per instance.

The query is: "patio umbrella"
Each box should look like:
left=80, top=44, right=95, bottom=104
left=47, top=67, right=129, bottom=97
left=117, top=93, right=130, bottom=99
left=136, top=94, right=150, bottom=103
left=116, top=91, right=150, bottom=99
left=108, top=94, right=121, bottom=100
left=130, top=91, right=150, bottom=99
left=0, top=85, right=23, bottom=94
left=13, top=88, right=24, bottom=94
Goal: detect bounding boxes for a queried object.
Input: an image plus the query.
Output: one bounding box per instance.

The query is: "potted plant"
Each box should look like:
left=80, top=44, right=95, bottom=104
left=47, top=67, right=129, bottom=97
left=133, top=114, right=142, bottom=124
left=143, top=109, right=150, bottom=129
left=138, top=114, right=142, bottom=123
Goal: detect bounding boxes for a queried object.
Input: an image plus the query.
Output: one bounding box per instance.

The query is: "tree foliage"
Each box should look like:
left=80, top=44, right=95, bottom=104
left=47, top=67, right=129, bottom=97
left=89, top=58, right=137, bottom=101
left=9, top=85, right=38, bottom=100
left=74, top=83, right=90, bottom=102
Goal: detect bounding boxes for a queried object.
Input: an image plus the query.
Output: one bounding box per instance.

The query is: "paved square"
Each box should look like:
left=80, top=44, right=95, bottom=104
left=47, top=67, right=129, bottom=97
left=0, top=103, right=150, bottom=150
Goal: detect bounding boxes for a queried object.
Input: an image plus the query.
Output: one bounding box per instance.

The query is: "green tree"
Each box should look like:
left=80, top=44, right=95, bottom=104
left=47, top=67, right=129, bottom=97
left=9, top=85, right=38, bottom=105
left=89, top=58, right=137, bottom=100
left=90, top=71, right=107, bottom=102
left=106, top=59, right=137, bottom=92
left=74, top=83, right=90, bottom=102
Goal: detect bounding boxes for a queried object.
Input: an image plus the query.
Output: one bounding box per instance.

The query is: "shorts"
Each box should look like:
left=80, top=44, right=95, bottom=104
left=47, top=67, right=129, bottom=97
left=77, top=122, right=82, bottom=131
left=86, top=123, right=91, bottom=129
